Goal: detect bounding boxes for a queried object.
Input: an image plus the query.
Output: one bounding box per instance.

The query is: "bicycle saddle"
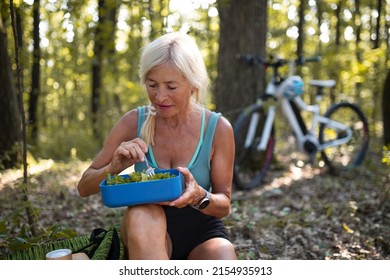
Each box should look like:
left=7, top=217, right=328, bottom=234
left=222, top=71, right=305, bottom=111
left=309, top=79, right=336, bottom=88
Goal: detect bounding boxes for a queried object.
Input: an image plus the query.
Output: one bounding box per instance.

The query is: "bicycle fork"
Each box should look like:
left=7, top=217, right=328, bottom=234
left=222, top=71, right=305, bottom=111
left=243, top=105, right=276, bottom=151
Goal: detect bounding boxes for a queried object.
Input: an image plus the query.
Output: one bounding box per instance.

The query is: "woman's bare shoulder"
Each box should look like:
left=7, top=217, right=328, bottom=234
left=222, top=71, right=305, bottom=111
left=205, top=109, right=233, bottom=146
left=107, top=108, right=139, bottom=140
left=214, top=112, right=233, bottom=133
left=119, top=107, right=143, bottom=125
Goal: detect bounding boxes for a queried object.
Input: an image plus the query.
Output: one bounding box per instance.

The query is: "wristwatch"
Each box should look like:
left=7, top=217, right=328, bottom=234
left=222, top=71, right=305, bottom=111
left=193, top=190, right=211, bottom=210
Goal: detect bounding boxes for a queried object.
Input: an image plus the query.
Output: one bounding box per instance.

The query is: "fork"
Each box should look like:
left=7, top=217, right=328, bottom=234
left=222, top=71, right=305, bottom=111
left=144, top=157, right=155, bottom=177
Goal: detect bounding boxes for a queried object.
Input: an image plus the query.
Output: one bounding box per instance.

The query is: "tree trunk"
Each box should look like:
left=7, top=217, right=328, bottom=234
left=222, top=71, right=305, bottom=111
left=383, top=70, right=390, bottom=146
left=28, top=0, right=40, bottom=143
left=0, top=10, right=22, bottom=169
left=147, top=0, right=167, bottom=40
left=91, top=0, right=118, bottom=143
left=297, top=0, right=305, bottom=57
left=373, top=0, right=382, bottom=49
left=8, top=0, right=38, bottom=236
left=335, top=0, right=342, bottom=46
left=215, top=0, right=267, bottom=123
left=354, top=0, right=362, bottom=61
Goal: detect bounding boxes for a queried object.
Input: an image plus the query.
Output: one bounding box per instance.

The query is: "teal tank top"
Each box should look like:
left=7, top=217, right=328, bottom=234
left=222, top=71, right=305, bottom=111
left=135, top=106, right=221, bottom=191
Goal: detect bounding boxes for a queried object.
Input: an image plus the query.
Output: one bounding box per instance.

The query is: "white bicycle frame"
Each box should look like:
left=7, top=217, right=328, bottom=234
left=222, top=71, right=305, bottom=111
left=279, top=96, right=353, bottom=152
left=245, top=62, right=353, bottom=154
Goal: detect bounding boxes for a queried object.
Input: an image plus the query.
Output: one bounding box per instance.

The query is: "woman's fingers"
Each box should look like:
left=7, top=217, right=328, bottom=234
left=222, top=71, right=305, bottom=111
left=169, top=167, right=204, bottom=208
left=120, top=143, right=141, bottom=161
left=108, top=138, right=148, bottom=174
left=118, top=138, right=148, bottom=162
left=131, top=138, right=148, bottom=154
left=176, top=166, right=190, bottom=179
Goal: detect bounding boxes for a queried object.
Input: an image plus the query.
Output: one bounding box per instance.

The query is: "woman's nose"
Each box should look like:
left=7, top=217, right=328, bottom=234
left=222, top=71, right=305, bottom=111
left=155, top=88, right=168, bottom=101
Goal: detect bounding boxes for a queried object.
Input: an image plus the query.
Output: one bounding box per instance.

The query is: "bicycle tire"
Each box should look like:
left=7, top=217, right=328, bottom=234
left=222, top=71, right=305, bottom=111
left=319, top=102, right=369, bottom=173
left=233, top=103, right=275, bottom=190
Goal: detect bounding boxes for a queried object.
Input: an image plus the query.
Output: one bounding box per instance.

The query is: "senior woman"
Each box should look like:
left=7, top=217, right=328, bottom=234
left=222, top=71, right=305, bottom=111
left=77, top=32, right=237, bottom=260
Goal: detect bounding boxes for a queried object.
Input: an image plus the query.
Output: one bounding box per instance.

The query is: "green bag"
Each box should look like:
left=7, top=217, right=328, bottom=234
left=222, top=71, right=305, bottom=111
left=6, top=224, right=126, bottom=260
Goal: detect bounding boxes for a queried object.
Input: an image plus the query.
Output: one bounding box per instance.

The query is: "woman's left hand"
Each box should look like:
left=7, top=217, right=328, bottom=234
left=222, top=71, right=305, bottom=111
left=160, top=166, right=206, bottom=208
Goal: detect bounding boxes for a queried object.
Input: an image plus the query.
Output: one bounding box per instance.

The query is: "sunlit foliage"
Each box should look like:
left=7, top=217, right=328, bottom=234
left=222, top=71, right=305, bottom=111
left=4, top=0, right=387, bottom=160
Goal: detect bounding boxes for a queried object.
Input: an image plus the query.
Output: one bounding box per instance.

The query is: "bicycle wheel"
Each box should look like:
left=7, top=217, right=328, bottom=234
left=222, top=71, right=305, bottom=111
left=233, top=103, right=275, bottom=190
left=319, top=102, right=369, bottom=173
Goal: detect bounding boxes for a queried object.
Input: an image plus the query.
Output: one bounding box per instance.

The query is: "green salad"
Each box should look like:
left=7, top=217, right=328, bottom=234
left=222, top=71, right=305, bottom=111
left=105, top=171, right=176, bottom=186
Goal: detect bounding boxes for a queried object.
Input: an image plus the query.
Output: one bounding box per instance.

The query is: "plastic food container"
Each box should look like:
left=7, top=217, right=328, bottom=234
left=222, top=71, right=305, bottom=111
left=100, top=169, right=183, bottom=208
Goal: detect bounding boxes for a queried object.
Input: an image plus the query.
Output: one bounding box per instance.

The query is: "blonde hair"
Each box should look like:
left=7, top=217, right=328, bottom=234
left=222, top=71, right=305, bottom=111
left=139, top=32, right=210, bottom=146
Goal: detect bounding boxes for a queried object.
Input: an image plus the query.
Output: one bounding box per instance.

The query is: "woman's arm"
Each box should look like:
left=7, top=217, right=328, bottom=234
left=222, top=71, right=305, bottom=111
left=77, top=109, right=147, bottom=197
left=168, top=115, right=235, bottom=219
left=202, top=115, right=235, bottom=218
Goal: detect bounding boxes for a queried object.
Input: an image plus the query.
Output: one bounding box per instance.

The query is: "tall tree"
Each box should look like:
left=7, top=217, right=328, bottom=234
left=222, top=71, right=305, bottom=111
left=28, top=0, right=40, bottom=142
left=9, top=0, right=37, bottom=236
left=354, top=0, right=362, bottom=61
left=91, top=0, right=118, bottom=142
left=335, top=0, right=343, bottom=46
left=214, top=0, right=267, bottom=122
left=383, top=70, right=390, bottom=145
left=373, top=0, right=383, bottom=49
left=315, top=0, right=323, bottom=55
left=0, top=6, right=22, bottom=169
left=147, top=0, right=168, bottom=40
left=297, top=0, right=305, bottom=57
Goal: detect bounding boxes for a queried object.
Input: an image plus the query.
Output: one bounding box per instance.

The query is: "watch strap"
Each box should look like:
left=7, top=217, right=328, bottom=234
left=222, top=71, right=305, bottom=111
left=192, top=190, right=210, bottom=210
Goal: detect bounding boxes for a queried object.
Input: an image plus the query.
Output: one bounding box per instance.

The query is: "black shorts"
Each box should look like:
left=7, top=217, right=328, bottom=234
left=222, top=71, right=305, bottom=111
left=163, top=205, right=230, bottom=260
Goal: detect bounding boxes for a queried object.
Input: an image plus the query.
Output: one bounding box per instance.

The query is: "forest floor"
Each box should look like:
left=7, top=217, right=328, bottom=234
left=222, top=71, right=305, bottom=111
left=1, top=148, right=389, bottom=260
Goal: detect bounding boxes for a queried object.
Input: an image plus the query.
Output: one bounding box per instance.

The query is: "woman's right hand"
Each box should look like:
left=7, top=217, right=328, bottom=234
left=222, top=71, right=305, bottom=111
left=106, top=138, right=148, bottom=174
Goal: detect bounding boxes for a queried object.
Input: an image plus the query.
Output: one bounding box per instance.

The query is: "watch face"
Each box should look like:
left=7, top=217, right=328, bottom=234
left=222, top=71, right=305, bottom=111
left=198, top=199, right=210, bottom=210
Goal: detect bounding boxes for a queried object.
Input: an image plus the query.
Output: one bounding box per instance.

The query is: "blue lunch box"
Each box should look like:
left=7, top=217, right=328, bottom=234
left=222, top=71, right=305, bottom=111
left=99, top=169, right=184, bottom=208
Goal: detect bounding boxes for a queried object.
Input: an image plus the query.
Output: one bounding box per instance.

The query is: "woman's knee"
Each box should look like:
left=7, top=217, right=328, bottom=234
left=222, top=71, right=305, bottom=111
left=124, top=204, right=165, bottom=224
left=121, top=204, right=170, bottom=259
left=188, top=238, right=237, bottom=260
left=121, top=204, right=167, bottom=241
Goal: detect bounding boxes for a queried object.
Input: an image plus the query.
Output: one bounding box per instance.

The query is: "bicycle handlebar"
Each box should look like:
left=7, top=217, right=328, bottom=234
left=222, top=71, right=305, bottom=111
left=235, top=54, right=321, bottom=68
left=234, top=54, right=266, bottom=66
left=296, top=56, right=321, bottom=65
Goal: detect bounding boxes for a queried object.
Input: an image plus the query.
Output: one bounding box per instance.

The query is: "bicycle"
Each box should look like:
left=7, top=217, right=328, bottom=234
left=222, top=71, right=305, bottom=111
left=233, top=54, right=370, bottom=190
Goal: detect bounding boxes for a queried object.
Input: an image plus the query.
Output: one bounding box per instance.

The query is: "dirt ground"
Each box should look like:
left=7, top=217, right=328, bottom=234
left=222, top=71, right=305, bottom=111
left=1, top=150, right=389, bottom=260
